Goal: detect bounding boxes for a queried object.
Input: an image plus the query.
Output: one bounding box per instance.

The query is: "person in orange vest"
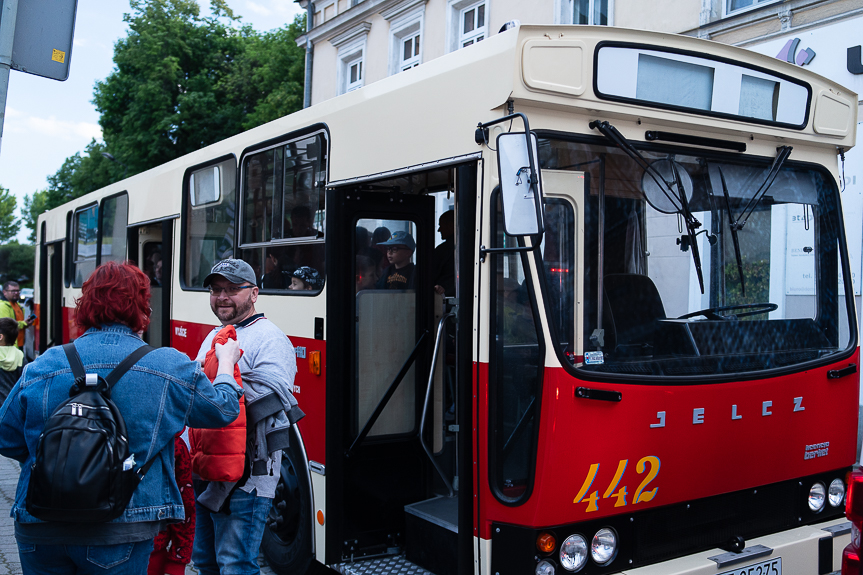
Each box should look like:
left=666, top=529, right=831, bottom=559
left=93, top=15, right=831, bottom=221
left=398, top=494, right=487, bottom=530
left=0, top=282, right=34, bottom=349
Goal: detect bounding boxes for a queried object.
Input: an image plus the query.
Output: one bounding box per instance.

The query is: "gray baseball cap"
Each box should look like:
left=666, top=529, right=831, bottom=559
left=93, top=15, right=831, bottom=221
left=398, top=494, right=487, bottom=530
left=203, top=259, right=257, bottom=287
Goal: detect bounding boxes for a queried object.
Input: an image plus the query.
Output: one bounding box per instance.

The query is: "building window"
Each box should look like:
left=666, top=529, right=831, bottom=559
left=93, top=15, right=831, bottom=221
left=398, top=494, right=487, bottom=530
left=725, top=0, right=779, bottom=15
left=557, top=0, right=612, bottom=25
left=332, top=22, right=371, bottom=96
left=447, top=0, right=489, bottom=53
left=346, top=54, right=363, bottom=91
left=401, top=34, right=421, bottom=70
left=460, top=1, right=486, bottom=47
left=385, top=2, right=425, bottom=75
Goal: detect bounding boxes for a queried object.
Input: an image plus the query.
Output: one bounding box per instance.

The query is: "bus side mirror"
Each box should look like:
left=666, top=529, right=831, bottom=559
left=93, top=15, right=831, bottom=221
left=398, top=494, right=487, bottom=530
left=496, top=132, right=544, bottom=236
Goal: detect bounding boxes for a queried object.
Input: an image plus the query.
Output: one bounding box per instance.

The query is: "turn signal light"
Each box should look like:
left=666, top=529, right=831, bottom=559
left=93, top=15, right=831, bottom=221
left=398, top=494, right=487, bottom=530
left=536, top=532, right=556, bottom=554
left=309, top=351, right=321, bottom=375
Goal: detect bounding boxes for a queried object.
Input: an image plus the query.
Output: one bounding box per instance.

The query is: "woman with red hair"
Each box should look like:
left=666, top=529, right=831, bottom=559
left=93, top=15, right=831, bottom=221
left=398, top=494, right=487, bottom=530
left=0, top=261, right=245, bottom=575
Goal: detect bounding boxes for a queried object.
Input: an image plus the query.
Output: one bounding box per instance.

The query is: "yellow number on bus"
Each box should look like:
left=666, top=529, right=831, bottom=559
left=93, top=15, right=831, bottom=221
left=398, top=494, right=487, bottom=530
left=633, top=456, right=660, bottom=504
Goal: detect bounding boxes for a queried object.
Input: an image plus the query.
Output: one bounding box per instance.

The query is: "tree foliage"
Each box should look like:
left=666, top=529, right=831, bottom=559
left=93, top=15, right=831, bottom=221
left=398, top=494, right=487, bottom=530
left=25, top=0, right=306, bottom=241
left=0, top=185, right=20, bottom=244
left=0, top=243, right=36, bottom=286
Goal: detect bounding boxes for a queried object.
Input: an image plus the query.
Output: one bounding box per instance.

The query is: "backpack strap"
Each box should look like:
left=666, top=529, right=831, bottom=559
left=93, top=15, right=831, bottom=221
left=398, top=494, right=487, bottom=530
left=63, top=343, right=86, bottom=381
left=105, top=345, right=155, bottom=388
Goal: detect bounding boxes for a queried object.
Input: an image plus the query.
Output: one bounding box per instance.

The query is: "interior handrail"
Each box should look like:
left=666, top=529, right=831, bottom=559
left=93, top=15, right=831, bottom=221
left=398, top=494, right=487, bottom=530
left=346, top=330, right=429, bottom=458
left=419, top=312, right=457, bottom=497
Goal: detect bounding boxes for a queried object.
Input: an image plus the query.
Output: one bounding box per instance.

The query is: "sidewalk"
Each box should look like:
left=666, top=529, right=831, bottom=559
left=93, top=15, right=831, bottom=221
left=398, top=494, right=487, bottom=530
left=0, top=456, right=275, bottom=575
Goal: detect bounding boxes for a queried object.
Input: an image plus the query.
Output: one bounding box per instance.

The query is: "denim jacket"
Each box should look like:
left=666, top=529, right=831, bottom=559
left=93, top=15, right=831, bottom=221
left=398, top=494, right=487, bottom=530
left=0, top=325, right=241, bottom=530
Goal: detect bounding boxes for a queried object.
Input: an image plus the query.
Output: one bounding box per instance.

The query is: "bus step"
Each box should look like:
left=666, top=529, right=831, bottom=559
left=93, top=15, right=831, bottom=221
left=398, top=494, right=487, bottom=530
left=334, top=554, right=435, bottom=575
left=405, top=496, right=458, bottom=575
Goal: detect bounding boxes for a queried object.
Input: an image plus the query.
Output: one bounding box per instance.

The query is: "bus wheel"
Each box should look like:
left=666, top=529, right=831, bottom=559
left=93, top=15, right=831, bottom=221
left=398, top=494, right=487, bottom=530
left=261, top=442, right=314, bottom=575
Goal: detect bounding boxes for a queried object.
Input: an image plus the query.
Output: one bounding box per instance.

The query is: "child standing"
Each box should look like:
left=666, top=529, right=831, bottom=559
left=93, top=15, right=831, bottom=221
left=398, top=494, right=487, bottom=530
left=0, top=318, right=23, bottom=406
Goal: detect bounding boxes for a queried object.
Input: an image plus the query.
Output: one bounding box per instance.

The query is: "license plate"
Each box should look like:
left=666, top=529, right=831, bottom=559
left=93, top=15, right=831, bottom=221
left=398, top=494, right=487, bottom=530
left=719, top=557, right=781, bottom=575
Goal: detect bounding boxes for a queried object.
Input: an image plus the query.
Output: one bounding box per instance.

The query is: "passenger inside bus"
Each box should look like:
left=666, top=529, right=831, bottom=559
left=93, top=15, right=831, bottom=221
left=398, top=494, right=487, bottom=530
left=371, top=227, right=392, bottom=277
left=376, top=232, right=417, bottom=290
left=356, top=255, right=378, bottom=293
left=260, top=249, right=291, bottom=289
left=431, top=211, right=455, bottom=297
left=289, top=266, right=323, bottom=291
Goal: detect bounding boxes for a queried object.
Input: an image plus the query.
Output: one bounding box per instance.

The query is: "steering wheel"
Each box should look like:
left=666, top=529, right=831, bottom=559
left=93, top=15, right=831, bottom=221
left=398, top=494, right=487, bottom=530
left=677, top=303, right=778, bottom=321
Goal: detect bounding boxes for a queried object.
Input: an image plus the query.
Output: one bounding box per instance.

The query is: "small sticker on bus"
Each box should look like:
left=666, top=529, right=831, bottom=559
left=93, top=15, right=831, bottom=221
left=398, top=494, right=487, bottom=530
left=585, top=351, right=604, bottom=365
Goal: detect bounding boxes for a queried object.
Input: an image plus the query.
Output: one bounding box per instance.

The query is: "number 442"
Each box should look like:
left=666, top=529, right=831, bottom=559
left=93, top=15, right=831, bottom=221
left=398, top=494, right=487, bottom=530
left=573, top=456, right=660, bottom=513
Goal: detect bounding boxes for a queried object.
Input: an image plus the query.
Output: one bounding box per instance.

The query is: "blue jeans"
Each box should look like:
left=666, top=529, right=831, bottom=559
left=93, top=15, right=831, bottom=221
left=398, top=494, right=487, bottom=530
left=192, top=484, right=272, bottom=575
left=17, top=539, right=153, bottom=575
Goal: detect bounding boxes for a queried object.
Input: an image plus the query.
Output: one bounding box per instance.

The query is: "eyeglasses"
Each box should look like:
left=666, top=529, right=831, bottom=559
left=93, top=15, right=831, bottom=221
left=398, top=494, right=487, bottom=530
left=208, top=285, right=255, bottom=296
left=4, top=289, right=19, bottom=294
left=386, top=246, right=407, bottom=253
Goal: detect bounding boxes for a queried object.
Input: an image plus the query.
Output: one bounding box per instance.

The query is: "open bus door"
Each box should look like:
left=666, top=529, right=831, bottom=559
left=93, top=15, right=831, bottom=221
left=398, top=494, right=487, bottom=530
left=326, top=189, right=436, bottom=563
left=318, top=163, right=477, bottom=575
left=127, top=220, right=174, bottom=348
left=38, top=223, right=64, bottom=352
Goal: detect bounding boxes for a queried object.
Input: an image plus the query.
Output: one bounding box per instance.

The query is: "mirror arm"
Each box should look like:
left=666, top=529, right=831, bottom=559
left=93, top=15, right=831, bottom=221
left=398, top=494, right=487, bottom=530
left=479, top=244, right=537, bottom=263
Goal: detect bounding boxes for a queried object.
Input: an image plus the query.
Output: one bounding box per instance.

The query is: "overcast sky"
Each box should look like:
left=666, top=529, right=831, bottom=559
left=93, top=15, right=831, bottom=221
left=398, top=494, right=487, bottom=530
left=0, top=0, right=304, bottom=242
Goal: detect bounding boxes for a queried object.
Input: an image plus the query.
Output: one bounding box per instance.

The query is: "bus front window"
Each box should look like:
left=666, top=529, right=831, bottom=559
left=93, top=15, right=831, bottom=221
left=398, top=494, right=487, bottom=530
left=538, top=138, right=854, bottom=378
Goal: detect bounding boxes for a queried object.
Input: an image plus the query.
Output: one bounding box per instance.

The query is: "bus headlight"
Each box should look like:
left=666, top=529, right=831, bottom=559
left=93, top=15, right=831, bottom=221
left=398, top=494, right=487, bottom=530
left=809, top=482, right=826, bottom=512
left=829, top=478, right=846, bottom=507
left=535, top=560, right=556, bottom=575
left=591, top=528, right=617, bottom=565
left=559, top=535, right=587, bottom=572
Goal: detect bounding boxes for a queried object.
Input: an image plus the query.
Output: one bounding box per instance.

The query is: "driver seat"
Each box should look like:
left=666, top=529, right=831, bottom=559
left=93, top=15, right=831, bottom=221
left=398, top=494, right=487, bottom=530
left=603, top=274, right=666, bottom=357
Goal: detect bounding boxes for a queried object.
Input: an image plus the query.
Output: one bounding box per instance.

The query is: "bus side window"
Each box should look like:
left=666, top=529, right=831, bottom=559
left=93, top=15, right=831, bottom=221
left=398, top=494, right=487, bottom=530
left=99, top=193, right=128, bottom=266
left=237, top=131, right=327, bottom=294
left=183, top=158, right=237, bottom=289
left=71, top=205, right=98, bottom=288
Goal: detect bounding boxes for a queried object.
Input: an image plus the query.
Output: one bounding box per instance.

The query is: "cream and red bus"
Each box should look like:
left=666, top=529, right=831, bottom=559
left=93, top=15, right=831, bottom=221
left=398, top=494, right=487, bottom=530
left=34, top=24, right=859, bottom=575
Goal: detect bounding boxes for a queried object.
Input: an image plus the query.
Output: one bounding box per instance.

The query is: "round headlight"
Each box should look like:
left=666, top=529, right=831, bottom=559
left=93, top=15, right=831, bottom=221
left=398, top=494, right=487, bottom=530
left=559, top=535, right=588, bottom=572
left=535, top=560, right=556, bottom=575
left=808, top=482, right=826, bottom=513
left=591, top=528, right=618, bottom=565
left=828, top=479, right=846, bottom=507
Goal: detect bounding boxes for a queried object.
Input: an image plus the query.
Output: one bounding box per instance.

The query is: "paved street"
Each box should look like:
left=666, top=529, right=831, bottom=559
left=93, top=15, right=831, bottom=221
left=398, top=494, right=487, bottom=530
left=0, top=455, right=275, bottom=575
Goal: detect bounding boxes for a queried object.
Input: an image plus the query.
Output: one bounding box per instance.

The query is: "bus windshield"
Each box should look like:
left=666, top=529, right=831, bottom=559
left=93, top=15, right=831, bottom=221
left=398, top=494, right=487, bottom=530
left=537, top=137, right=855, bottom=378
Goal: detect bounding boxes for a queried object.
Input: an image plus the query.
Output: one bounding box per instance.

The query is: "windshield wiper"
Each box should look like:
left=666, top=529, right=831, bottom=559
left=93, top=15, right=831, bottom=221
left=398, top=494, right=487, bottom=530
left=717, top=167, right=746, bottom=296
left=590, top=120, right=705, bottom=293
left=729, top=146, right=793, bottom=232
left=714, top=146, right=793, bottom=297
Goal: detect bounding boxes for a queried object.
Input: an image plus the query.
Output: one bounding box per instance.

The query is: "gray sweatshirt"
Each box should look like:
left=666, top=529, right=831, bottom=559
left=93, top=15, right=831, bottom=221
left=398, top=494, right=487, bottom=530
left=196, top=314, right=302, bottom=498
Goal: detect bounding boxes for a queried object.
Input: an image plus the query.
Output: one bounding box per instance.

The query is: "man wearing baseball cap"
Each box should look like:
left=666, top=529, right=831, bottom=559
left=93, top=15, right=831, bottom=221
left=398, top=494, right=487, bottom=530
left=192, top=259, right=305, bottom=575
left=375, top=231, right=417, bottom=290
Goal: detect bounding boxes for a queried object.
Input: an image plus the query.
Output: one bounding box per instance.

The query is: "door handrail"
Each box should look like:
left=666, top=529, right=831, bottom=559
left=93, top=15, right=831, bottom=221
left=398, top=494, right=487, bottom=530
left=419, top=312, right=457, bottom=497
left=346, top=330, right=430, bottom=458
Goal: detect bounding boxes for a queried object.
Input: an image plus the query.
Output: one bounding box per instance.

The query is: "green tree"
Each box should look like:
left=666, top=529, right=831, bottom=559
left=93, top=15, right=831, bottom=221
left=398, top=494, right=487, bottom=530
left=0, top=185, right=20, bottom=244
left=25, top=0, right=306, bottom=239
left=22, top=190, right=48, bottom=244
left=0, top=243, right=36, bottom=286
left=93, top=0, right=248, bottom=175
left=230, top=17, right=307, bottom=129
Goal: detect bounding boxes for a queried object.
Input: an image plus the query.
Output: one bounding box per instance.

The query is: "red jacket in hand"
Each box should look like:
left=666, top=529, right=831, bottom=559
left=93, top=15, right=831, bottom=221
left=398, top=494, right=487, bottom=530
left=189, top=325, right=246, bottom=481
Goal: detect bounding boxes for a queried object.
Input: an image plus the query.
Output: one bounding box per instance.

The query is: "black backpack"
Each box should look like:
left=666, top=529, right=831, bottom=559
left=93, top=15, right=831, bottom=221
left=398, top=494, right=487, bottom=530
left=26, top=343, right=156, bottom=523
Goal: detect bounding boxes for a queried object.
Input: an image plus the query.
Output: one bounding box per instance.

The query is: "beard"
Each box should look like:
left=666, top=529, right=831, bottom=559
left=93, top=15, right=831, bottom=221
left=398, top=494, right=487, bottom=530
left=211, top=294, right=254, bottom=325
